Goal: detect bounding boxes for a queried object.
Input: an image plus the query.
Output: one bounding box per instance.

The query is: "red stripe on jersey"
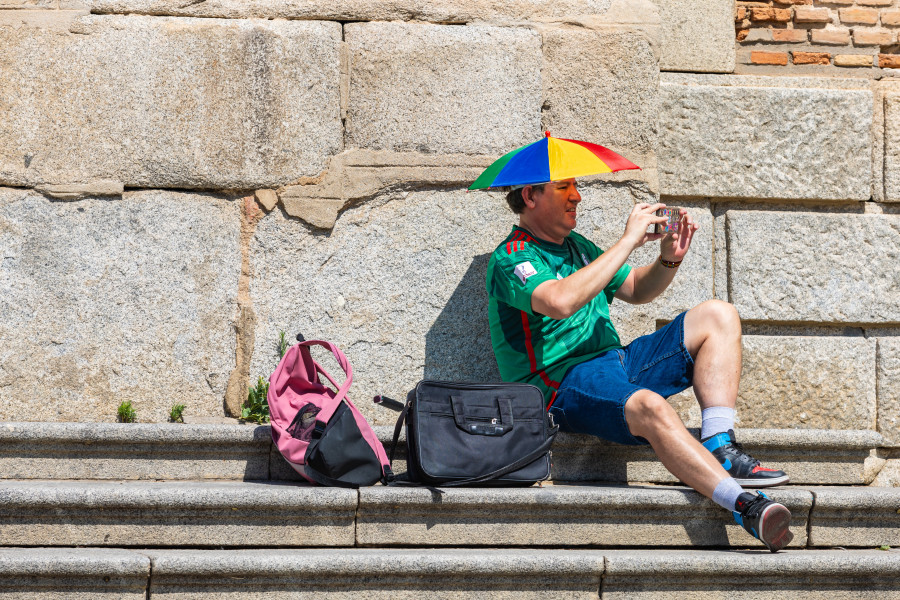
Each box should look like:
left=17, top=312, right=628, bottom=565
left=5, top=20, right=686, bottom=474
left=520, top=311, right=561, bottom=402
left=546, top=391, right=558, bottom=410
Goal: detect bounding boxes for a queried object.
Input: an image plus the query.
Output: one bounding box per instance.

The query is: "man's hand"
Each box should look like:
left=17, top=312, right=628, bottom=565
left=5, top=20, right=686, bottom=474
left=623, top=203, right=668, bottom=249
left=660, top=208, right=699, bottom=262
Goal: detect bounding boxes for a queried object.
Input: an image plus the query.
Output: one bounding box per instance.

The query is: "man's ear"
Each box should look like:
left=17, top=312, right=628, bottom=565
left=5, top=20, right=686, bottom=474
left=522, top=185, right=536, bottom=209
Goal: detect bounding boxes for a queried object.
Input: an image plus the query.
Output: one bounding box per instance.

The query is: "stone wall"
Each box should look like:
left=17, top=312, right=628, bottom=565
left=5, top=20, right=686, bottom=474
left=1, top=0, right=899, bottom=474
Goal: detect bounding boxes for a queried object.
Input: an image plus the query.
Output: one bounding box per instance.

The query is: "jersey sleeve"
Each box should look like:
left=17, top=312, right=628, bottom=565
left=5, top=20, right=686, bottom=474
left=487, top=244, right=556, bottom=315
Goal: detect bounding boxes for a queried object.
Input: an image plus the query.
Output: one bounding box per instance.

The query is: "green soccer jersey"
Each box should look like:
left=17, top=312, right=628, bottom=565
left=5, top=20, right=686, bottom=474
left=486, top=225, right=632, bottom=407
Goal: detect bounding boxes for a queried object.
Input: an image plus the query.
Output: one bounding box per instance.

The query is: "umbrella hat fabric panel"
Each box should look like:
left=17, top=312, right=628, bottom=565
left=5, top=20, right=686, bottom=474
left=469, top=133, right=640, bottom=190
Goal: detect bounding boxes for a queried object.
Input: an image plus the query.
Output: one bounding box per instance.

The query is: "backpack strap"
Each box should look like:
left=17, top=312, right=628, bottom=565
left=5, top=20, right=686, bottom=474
left=296, top=340, right=353, bottom=426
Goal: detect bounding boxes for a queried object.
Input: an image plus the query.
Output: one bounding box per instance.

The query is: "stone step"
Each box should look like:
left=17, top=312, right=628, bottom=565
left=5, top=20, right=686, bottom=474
left=3, top=547, right=900, bottom=599
left=3, top=480, right=900, bottom=549
left=2, top=421, right=887, bottom=486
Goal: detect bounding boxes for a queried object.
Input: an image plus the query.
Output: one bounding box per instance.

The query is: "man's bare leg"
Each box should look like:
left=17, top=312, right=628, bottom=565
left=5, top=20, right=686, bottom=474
left=623, top=389, right=728, bottom=498
left=683, top=299, right=742, bottom=410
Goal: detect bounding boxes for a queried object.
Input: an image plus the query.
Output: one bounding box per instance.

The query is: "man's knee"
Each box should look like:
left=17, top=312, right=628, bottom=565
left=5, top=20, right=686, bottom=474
left=699, top=300, right=740, bottom=332
left=624, top=390, right=682, bottom=438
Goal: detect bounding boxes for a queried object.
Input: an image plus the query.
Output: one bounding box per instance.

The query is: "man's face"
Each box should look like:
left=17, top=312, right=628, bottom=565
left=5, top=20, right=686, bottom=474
left=526, top=178, right=582, bottom=242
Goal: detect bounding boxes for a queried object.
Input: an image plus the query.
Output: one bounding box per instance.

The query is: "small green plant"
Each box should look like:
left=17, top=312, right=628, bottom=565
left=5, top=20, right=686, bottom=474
left=278, top=330, right=289, bottom=359
left=880, top=545, right=892, bottom=551
left=169, top=403, right=186, bottom=423
left=241, top=376, right=270, bottom=424
left=117, top=401, right=137, bottom=423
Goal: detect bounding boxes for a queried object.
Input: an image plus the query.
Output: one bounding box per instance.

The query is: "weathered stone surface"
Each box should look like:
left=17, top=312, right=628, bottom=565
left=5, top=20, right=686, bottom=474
left=35, top=180, right=124, bottom=201
left=727, top=211, right=900, bottom=323
left=0, top=548, right=149, bottom=599
left=652, top=0, right=735, bottom=73
left=659, top=74, right=872, bottom=201
left=147, top=548, right=605, bottom=599
left=0, top=422, right=271, bottom=480
left=550, top=428, right=884, bottom=485
left=882, top=92, right=900, bottom=202
left=603, top=549, right=900, bottom=599
left=345, top=22, right=542, bottom=156
left=541, top=26, right=659, bottom=172
left=82, top=0, right=614, bottom=22
left=0, top=480, right=357, bottom=547
left=0, top=188, right=240, bottom=422
left=879, top=337, right=900, bottom=445
left=357, top=485, right=810, bottom=548
left=0, top=14, right=342, bottom=189
left=254, top=189, right=278, bottom=212
left=809, top=487, right=900, bottom=547
left=871, top=450, right=900, bottom=487
left=0, top=0, right=57, bottom=8
left=735, top=335, right=877, bottom=430
left=249, top=183, right=657, bottom=426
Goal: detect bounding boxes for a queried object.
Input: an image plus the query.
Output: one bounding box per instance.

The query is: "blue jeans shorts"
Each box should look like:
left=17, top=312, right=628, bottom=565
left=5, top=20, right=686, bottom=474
left=550, top=311, right=694, bottom=446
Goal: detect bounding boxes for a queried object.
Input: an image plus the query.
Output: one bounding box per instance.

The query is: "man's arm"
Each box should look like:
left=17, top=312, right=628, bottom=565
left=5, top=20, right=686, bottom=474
left=531, top=203, right=667, bottom=320
left=615, top=208, right=699, bottom=305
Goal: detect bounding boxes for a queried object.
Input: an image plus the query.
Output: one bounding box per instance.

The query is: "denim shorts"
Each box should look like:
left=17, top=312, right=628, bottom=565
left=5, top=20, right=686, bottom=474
left=550, top=311, right=694, bottom=446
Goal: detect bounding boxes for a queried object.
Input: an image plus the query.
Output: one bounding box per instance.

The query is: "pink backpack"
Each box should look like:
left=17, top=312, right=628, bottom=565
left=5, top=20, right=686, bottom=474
left=267, top=339, right=392, bottom=487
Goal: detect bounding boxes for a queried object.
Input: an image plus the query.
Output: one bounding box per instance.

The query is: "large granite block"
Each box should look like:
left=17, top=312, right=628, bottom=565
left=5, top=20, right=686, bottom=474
left=81, top=0, right=615, bottom=22
left=735, top=335, right=877, bottom=430
left=542, top=26, right=658, bottom=166
left=603, top=550, right=900, bottom=599
left=0, top=189, right=240, bottom=422
left=882, top=91, right=900, bottom=202
left=358, top=485, right=810, bottom=548
left=0, top=13, right=342, bottom=189
left=345, top=22, right=541, bottom=156
left=147, top=549, right=604, bottom=600
left=652, top=0, right=735, bottom=73
left=879, top=337, right=900, bottom=445
left=659, top=74, right=872, bottom=201
left=726, top=211, right=900, bottom=323
left=0, top=422, right=271, bottom=480
left=0, top=480, right=357, bottom=547
left=809, top=487, right=900, bottom=547
left=0, top=548, right=149, bottom=599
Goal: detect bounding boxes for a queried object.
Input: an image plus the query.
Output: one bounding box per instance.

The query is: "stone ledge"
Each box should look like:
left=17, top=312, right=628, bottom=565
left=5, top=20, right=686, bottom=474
left=0, top=480, right=356, bottom=547
left=0, top=422, right=271, bottom=480
left=603, top=549, right=900, bottom=599
left=357, top=484, right=811, bottom=548
left=0, top=547, right=149, bottom=599
left=807, top=486, right=900, bottom=548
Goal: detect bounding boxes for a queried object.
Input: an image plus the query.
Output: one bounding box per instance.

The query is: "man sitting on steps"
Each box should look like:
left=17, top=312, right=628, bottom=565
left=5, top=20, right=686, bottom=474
left=486, top=177, right=793, bottom=552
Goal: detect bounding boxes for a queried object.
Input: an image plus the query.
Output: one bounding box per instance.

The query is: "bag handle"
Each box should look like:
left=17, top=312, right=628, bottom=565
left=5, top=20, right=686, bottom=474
left=450, top=396, right=514, bottom=436
left=295, top=340, right=353, bottom=427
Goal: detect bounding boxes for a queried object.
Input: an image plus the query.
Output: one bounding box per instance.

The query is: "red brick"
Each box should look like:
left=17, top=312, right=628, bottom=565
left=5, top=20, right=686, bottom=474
left=737, top=28, right=750, bottom=42
left=839, top=8, right=879, bottom=25
left=751, top=7, right=793, bottom=22
left=751, top=51, right=789, bottom=65
left=879, top=53, right=900, bottom=68
left=811, top=28, right=851, bottom=45
left=772, top=28, right=808, bottom=43
left=834, top=54, right=874, bottom=67
left=853, top=29, right=893, bottom=46
left=882, top=10, right=900, bottom=26
left=736, top=7, right=748, bottom=22
left=792, top=51, right=831, bottom=65
left=794, top=6, right=831, bottom=23
left=776, top=0, right=812, bottom=4
left=856, top=0, right=892, bottom=6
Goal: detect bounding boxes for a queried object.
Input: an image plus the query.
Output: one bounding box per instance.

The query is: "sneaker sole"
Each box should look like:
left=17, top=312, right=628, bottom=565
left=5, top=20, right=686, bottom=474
left=759, top=503, right=793, bottom=553
left=733, top=474, right=790, bottom=488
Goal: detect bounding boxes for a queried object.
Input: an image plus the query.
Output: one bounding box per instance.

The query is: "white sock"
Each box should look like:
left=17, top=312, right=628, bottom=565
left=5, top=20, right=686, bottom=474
left=712, top=477, right=744, bottom=512
left=700, top=406, right=735, bottom=440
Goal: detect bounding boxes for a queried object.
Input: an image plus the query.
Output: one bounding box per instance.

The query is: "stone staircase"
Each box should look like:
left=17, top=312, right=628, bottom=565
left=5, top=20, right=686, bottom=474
left=1, top=421, right=899, bottom=598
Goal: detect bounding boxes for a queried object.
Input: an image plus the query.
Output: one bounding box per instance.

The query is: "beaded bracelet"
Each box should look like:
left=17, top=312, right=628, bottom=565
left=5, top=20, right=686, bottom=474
left=659, top=256, right=682, bottom=269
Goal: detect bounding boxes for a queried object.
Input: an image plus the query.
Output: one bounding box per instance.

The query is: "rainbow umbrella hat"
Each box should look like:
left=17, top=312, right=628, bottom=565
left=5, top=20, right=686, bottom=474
left=469, top=131, right=640, bottom=190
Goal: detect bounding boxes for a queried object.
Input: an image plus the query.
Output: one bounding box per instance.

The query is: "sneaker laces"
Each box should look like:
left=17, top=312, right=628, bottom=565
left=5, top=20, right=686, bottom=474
left=738, top=493, right=770, bottom=518
left=730, top=439, right=761, bottom=468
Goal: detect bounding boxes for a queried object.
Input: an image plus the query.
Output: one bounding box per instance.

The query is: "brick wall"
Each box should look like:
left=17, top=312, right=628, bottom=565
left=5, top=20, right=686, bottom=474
left=736, top=1, right=900, bottom=70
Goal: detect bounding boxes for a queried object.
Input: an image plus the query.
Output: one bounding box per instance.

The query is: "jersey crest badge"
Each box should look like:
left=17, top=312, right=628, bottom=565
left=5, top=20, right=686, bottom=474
left=513, top=261, right=537, bottom=284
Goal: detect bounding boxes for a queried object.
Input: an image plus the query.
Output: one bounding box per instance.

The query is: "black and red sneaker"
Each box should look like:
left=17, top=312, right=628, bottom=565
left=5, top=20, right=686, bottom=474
left=733, top=491, right=793, bottom=552
left=701, top=429, right=790, bottom=487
